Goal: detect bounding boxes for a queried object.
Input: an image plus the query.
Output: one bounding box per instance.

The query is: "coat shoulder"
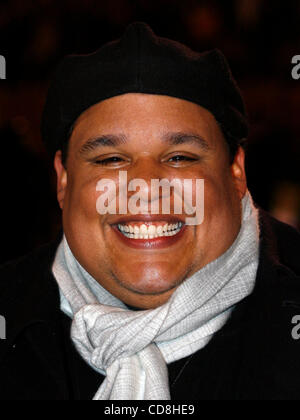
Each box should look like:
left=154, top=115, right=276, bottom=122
left=258, top=209, right=300, bottom=276
left=0, top=237, right=61, bottom=308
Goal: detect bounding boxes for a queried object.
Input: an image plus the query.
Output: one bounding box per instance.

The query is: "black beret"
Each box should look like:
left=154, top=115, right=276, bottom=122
left=41, top=22, right=248, bottom=157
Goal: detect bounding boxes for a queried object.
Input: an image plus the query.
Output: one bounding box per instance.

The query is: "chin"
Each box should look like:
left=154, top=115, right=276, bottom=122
left=116, top=266, right=183, bottom=296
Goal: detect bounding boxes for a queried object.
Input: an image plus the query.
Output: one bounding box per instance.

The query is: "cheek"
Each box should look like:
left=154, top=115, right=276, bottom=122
left=62, top=175, right=112, bottom=273
left=205, top=176, right=232, bottom=214
left=196, top=166, right=241, bottom=241
left=205, top=158, right=236, bottom=204
left=189, top=164, right=229, bottom=216
left=64, top=174, right=101, bottom=225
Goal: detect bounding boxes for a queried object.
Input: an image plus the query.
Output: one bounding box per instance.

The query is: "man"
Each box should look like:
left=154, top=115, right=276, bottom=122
left=0, top=22, right=300, bottom=400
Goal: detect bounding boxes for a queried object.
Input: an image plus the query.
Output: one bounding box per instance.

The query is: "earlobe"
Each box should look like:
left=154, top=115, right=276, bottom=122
left=54, top=151, right=67, bottom=209
left=231, top=146, right=247, bottom=199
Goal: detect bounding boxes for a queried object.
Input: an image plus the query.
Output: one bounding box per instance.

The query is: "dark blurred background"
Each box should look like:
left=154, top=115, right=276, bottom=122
left=0, top=0, right=299, bottom=264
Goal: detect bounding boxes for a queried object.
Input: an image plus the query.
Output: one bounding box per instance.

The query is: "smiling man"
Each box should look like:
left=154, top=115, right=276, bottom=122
left=55, top=93, right=245, bottom=310
left=0, top=22, right=300, bottom=401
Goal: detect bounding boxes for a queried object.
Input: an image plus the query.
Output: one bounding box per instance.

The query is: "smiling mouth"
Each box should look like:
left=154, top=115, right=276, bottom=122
left=117, top=221, right=184, bottom=239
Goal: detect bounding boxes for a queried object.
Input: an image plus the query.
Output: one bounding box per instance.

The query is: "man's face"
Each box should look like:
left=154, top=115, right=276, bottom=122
left=55, top=93, right=247, bottom=309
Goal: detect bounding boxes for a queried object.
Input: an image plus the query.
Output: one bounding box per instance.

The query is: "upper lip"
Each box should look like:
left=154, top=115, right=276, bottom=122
left=109, top=214, right=186, bottom=225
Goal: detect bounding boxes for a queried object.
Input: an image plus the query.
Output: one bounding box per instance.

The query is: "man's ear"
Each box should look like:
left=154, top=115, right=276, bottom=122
left=231, top=146, right=247, bottom=199
left=54, top=150, right=67, bottom=210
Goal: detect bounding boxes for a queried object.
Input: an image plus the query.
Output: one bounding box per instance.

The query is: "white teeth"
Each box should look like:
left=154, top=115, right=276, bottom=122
left=117, top=221, right=184, bottom=239
left=156, top=225, right=163, bottom=236
left=140, top=224, right=148, bottom=235
left=148, top=225, right=156, bottom=236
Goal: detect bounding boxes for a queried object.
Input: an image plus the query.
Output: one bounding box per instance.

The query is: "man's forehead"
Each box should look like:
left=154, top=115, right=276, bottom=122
left=72, top=93, right=219, bottom=136
left=67, top=93, right=224, bottom=156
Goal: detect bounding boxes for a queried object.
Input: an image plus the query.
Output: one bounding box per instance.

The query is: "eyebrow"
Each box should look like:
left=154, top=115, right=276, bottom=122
left=78, top=131, right=210, bottom=156
left=162, top=131, right=210, bottom=150
left=78, top=134, right=127, bottom=155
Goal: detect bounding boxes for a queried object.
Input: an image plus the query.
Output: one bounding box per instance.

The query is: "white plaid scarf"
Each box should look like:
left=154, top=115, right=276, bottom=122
left=52, top=192, right=259, bottom=400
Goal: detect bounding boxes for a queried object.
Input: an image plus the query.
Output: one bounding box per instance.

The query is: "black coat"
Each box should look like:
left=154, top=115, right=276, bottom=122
left=0, top=210, right=300, bottom=400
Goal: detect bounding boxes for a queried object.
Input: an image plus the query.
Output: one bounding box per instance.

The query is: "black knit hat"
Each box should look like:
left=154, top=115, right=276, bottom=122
left=41, top=22, right=248, bottom=157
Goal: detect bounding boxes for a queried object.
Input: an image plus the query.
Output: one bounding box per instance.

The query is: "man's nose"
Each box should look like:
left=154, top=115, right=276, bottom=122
left=126, top=158, right=169, bottom=203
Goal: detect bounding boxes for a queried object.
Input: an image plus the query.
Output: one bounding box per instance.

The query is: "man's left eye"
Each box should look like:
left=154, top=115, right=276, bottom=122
left=168, top=155, right=197, bottom=162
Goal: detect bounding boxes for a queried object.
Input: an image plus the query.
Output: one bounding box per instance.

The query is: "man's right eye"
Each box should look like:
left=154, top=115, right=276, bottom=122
left=94, top=156, right=124, bottom=165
